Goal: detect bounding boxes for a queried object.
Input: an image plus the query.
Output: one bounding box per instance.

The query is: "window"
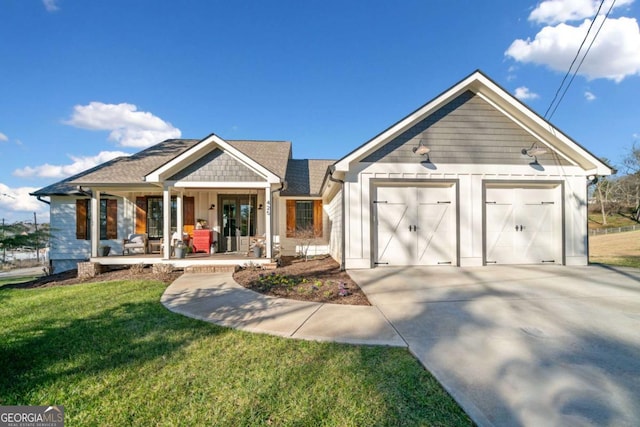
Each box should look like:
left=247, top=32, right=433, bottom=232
left=146, top=197, right=177, bottom=239
left=286, top=199, right=322, bottom=238
left=76, top=199, right=117, bottom=240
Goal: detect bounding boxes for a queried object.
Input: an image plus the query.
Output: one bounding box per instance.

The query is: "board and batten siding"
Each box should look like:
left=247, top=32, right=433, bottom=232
left=326, top=188, right=343, bottom=264
left=277, top=197, right=330, bottom=257
left=342, top=162, right=590, bottom=269
left=362, top=91, right=572, bottom=167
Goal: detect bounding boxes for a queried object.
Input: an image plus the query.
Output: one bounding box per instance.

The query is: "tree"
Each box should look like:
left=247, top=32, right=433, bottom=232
left=621, top=142, right=640, bottom=220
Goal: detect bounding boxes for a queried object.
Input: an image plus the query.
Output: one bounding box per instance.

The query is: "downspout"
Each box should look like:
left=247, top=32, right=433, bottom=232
left=328, top=166, right=346, bottom=271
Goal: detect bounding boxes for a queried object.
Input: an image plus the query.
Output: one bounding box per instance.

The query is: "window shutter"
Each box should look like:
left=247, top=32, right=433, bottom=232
left=286, top=200, right=296, bottom=237
left=313, top=200, right=323, bottom=237
left=183, top=196, right=195, bottom=226
left=135, top=197, right=146, bottom=234
left=76, top=199, right=88, bottom=240
left=106, top=199, right=118, bottom=239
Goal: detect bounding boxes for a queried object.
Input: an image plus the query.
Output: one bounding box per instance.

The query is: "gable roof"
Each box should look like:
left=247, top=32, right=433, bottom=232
left=333, top=70, right=613, bottom=176
left=38, top=137, right=292, bottom=192
left=281, top=159, right=336, bottom=196
left=144, top=134, right=287, bottom=184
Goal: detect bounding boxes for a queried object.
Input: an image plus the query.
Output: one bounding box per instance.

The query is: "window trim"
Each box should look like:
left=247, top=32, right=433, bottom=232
left=286, top=199, right=323, bottom=238
left=76, top=198, right=117, bottom=240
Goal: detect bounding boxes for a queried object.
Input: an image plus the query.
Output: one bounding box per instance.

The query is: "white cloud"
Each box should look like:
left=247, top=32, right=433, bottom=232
left=529, top=0, right=634, bottom=25
left=514, top=86, right=540, bottom=100
left=0, top=183, right=47, bottom=222
left=584, top=90, right=597, bottom=100
left=64, top=102, right=181, bottom=148
left=13, top=151, right=130, bottom=179
left=0, top=132, right=8, bottom=142
left=506, top=16, right=640, bottom=82
left=42, top=0, right=59, bottom=12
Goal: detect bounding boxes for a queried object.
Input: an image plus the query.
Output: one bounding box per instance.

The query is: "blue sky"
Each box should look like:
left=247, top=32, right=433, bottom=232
left=1, top=0, right=639, bottom=222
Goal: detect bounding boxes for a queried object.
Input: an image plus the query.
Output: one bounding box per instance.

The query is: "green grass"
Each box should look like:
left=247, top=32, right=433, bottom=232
left=591, top=257, right=640, bottom=269
left=0, top=279, right=472, bottom=426
left=588, top=212, right=639, bottom=229
left=0, top=275, right=38, bottom=287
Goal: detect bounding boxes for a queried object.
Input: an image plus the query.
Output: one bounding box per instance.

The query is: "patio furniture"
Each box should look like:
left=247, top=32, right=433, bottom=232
left=122, top=233, right=148, bottom=255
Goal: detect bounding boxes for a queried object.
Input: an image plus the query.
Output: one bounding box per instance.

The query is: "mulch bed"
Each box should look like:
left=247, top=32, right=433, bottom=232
left=233, top=255, right=371, bottom=306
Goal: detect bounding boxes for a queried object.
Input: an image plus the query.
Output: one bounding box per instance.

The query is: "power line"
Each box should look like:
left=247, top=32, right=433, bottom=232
left=544, top=0, right=615, bottom=119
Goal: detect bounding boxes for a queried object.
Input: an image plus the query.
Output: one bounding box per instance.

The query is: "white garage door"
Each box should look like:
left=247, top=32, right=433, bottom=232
left=485, top=185, right=562, bottom=265
left=375, top=184, right=457, bottom=266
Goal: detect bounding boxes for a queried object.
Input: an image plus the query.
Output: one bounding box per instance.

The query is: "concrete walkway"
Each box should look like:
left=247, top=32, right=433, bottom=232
left=161, top=265, right=640, bottom=427
left=161, top=273, right=405, bottom=346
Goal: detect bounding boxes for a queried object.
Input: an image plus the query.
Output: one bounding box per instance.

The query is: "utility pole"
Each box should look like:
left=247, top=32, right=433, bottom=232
left=1, top=218, right=4, bottom=264
left=34, top=212, right=39, bottom=263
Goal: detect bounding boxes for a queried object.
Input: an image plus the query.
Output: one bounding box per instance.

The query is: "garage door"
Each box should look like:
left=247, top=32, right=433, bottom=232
left=375, top=184, right=457, bottom=266
left=485, top=185, right=562, bottom=264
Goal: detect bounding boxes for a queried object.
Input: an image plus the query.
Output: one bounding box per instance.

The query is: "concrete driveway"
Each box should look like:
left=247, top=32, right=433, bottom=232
left=349, top=265, right=640, bottom=427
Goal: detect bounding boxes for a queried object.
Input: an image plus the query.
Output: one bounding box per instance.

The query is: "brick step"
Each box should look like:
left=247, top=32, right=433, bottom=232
left=184, top=265, right=239, bottom=274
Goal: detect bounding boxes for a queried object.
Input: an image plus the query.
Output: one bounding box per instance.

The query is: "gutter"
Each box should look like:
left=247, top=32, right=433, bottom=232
left=36, top=196, right=50, bottom=205
left=328, top=166, right=346, bottom=271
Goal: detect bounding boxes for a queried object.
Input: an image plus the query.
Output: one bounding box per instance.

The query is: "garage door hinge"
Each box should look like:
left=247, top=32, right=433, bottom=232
left=541, top=202, right=555, bottom=205
left=486, top=201, right=496, bottom=204
left=437, top=261, right=452, bottom=264
left=437, top=201, right=451, bottom=204
left=374, top=262, right=389, bottom=265
left=373, top=200, right=387, bottom=204
left=541, top=260, right=555, bottom=263
left=486, top=260, right=497, bottom=264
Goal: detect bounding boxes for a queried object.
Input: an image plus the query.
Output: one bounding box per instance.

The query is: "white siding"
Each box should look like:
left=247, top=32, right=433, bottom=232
left=49, top=195, right=128, bottom=272
left=276, top=197, right=330, bottom=257
left=343, top=162, right=589, bottom=269
left=326, top=188, right=343, bottom=264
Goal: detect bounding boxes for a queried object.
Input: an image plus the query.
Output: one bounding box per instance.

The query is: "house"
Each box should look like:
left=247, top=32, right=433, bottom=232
left=32, top=70, right=613, bottom=272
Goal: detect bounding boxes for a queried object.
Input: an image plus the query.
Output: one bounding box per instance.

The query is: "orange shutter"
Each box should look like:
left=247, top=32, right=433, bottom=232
left=286, top=200, right=296, bottom=237
left=313, top=200, right=323, bottom=237
left=135, top=197, right=147, bottom=234
left=183, top=197, right=195, bottom=226
left=76, top=199, right=88, bottom=240
left=106, top=199, right=118, bottom=239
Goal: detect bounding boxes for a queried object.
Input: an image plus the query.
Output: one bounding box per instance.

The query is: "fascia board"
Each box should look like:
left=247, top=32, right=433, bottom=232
left=474, top=74, right=613, bottom=176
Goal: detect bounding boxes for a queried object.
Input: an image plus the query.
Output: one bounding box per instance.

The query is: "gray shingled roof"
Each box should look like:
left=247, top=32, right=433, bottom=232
left=280, top=159, right=335, bottom=196
left=31, top=137, right=306, bottom=196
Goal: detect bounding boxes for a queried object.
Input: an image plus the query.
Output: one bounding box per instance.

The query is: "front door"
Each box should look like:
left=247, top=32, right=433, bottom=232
left=219, top=195, right=257, bottom=252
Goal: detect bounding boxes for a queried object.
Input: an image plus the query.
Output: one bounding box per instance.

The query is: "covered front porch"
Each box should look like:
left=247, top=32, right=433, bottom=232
left=91, top=251, right=275, bottom=269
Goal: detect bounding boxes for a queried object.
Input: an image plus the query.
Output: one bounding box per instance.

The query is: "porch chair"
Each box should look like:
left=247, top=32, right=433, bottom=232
left=122, top=233, right=148, bottom=255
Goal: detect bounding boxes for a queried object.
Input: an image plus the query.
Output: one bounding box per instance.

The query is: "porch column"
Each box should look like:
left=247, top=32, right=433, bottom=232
left=176, top=192, right=184, bottom=237
left=90, top=189, right=100, bottom=258
left=265, top=187, right=272, bottom=258
left=163, top=186, right=171, bottom=259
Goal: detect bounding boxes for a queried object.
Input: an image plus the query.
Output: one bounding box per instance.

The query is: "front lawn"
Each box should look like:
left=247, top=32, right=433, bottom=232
left=0, top=278, right=472, bottom=426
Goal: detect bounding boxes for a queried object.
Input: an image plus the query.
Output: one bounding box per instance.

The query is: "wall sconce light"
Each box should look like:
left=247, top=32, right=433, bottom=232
left=521, top=143, right=547, bottom=165
left=521, top=143, right=547, bottom=158
left=412, top=142, right=431, bottom=163
left=209, top=204, right=215, bottom=210
left=412, top=142, right=431, bottom=156
left=258, top=204, right=263, bottom=210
